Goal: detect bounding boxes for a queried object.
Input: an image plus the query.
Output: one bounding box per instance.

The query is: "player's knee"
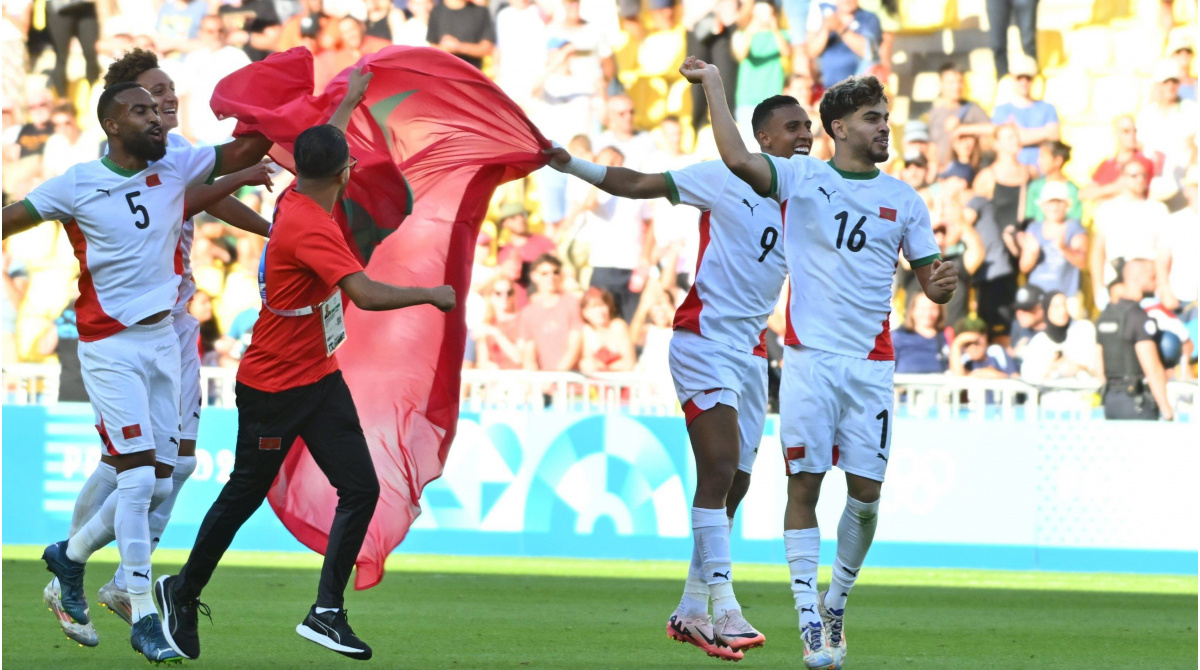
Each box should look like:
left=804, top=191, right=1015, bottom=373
left=173, top=454, right=197, bottom=481
left=341, top=474, right=380, bottom=509
left=698, top=458, right=738, bottom=493
left=846, top=477, right=882, bottom=505
left=150, top=477, right=173, bottom=510
left=116, top=465, right=157, bottom=508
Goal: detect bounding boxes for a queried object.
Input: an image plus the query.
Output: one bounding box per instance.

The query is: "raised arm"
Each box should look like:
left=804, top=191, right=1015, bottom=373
left=544, top=147, right=670, bottom=200
left=679, top=56, right=772, bottom=196
left=327, top=68, right=373, bottom=132
left=204, top=196, right=272, bottom=238
left=184, top=159, right=275, bottom=220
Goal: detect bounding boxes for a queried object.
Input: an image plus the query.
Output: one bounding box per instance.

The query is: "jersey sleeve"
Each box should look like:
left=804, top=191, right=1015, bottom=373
left=901, top=193, right=941, bottom=267
left=762, top=154, right=806, bottom=202
left=21, top=172, right=75, bottom=222
left=167, top=145, right=221, bottom=188
left=295, top=217, right=366, bottom=287
left=663, top=160, right=731, bottom=210
left=1123, top=308, right=1157, bottom=345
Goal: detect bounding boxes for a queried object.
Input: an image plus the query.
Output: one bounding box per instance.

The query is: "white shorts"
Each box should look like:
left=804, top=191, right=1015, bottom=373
left=174, top=310, right=203, bottom=440
left=669, top=330, right=768, bottom=474
left=780, top=345, right=894, bottom=482
left=79, top=317, right=182, bottom=466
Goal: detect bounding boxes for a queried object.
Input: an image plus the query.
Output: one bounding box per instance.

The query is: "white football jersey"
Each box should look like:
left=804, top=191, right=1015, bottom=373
left=764, top=155, right=940, bottom=360
left=664, top=159, right=787, bottom=356
left=22, top=145, right=219, bottom=341
left=166, top=133, right=198, bottom=311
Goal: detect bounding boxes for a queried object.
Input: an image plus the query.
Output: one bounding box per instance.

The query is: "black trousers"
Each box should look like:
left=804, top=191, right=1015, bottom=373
left=177, top=371, right=379, bottom=608
left=1102, top=385, right=1160, bottom=421
left=45, top=3, right=100, bottom=97
left=986, top=0, right=1038, bottom=78
left=686, top=29, right=738, bottom=132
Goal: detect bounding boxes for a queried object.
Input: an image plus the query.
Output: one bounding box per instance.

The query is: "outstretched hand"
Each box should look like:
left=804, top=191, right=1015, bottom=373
left=542, top=146, right=571, bottom=170
left=236, top=157, right=275, bottom=192
left=345, top=67, right=373, bottom=103
left=679, top=56, right=719, bottom=84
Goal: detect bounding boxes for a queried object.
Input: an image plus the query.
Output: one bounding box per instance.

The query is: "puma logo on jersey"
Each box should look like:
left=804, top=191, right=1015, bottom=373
left=741, top=198, right=759, bottom=215
left=95, top=188, right=111, bottom=196
left=817, top=187, right=836, bottom=202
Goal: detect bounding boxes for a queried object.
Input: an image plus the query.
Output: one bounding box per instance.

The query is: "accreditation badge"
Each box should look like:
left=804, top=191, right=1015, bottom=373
left=320, top=290, right=348, bottom=357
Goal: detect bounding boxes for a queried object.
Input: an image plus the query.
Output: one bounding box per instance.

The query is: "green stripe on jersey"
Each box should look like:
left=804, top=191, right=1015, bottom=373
left=662, top=172, right=680, bottom=206
left=760, top=153, right=777, bottom=198
left=19, top=199, right=43, bottom=222
left=206, top=145, right=224, bottom=185
left=100, top=155, right=142, bottom=177
left=826, top=159, right=879, bottom=180
left=910, top=252, right=941, bottom=268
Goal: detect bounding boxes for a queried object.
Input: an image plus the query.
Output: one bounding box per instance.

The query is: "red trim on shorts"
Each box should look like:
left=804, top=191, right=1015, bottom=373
left=784, top=278, right=800, bottom=346
left=96, top=417, right=118, bottom=456
left=753, top=329, right=768, bottom=358
left=682, top=398, right=704, bottom=425
left=63, top=218, right=126, bottom=342
left=672, top=211, right=711, bottom=336
left=867, top=316, right=894, bottom=361
left=832, top=444, right=840, bottom=466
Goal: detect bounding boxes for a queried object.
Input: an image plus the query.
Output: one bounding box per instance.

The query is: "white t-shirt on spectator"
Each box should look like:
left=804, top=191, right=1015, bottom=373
left=179, top=46, right=252, bottom=145
left=592, top=129, right=658, bottom=171
left=42, top=132, right=101, bottom=178
left=1137, top=99, right=1197, bottom=188
left=496, top=5, right=547, bottom=106
left=393, top=18, right=429, bottom=46
left=1094, top=195, right=1168, bottom=286
left=571, top=180, right=652, bottom=270
left=1158, top=206, right=1198, bottom=305
left=1020, top=320, right=1097, bottom=383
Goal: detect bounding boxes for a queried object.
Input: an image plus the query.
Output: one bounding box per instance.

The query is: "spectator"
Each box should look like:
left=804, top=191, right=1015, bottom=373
left=901, top=201, right=982, bottom=329
left=476, top=277, right=524, bottom=370
left=190, top=233, right=231, bottom=300
left=903, top=119, right=934, bottom=174
left=947, top=131, right=981, bottom=178
left=1090, top=159, right=1169, bottom=308
left=215, top=237, right=264, bottom=333
left=573, top=146, right=654, bottom=324
left=364, top=0, right=406, bottom=42
left=156, top=0, right=209, bottom=49
left=579, top=286, right=635, bottom=374
left=42, top=103, right=98, bottom=179
left=893, top=292, right=949, bottom=374
left=14, top=89, right=53, bottom=159
left=1010, top=284, right=1046, bottom=358
left=779, top=0, right=813, bottom=77
left=683, top=0, right=740, bottom=132
left=1156, top=164, right=1197, bottom=313
left=180, top=16, right=252, bottom=144
left=1018, top=181, right=1088, bottom=311
left=519, top=254, right=583, bottom=371
left=315, top=15, right=390, bottom=91
left=393, top=0, right=432, bottom=47
left=548, top=0, right=614, bottom=94
left=594, top=95, right=658, bottom=170
left=1138, top=60, right=1197, bottom=196
left=1166, top=29, right=1196, bottom=101
left=494, top=0, right=547, bottom=109
left=950, top=315, right=1018, bottom=379
left=496, top=202, right=557, bottom=290
left=36, top=284, right=87, bottom=402
left=278, top=0, right=339, bottom=53
left=898, top=152, right=929, bottom=192
left=630, top=278, right=675, bottom=387
left=986, top=0, right=1037, bottom=80
left=215, top=307, right=257, bottom=368
left=1025, top=140, right=1081, bottom=222
left=805, top=0, right=881, bottom=88
left=991, top=56, right=1059, bottom=167
left=929, top=62, right=991, bottom=167
left=188, top=289, right=222, bottom=367
left=427, top=0, right=495, bottom=70
left=46, top=0, right=101, bottom=97
left=732, top=2, right=789, bottom=128
left=856, top=0, right=898, bottom=81
left=1081, top=115, right=1157, bottom=202
left=221, top=0, right=284, bottom=61
left=534, top=37, right=601, bottom=143
left=1020, top=290, right=1098, bottom=382
left=2, top=242, right=27, bottom=364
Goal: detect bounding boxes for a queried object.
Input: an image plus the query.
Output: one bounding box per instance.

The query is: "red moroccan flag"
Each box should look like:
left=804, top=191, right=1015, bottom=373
left=210, top=46, right=549, bottom=588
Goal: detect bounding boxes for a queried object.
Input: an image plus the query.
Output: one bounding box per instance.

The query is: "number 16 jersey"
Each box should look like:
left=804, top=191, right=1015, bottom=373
left=664, top=159, right=787, bottom=356
left=763, top=155, right=940, bottom=360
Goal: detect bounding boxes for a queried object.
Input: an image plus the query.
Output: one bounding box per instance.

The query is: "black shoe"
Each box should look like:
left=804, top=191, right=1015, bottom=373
left=296, top=606, right=372, bottom=660
left=154, top=575, right=208, bottom=660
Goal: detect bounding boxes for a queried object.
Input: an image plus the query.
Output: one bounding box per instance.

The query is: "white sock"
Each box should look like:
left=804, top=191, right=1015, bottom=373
left=315, top=607, right=340, bottom=614
left=67, top=489, right=118, bottom=563
left=69, top=462, right=117, bottom=536
left=116, top=457, right=195, bottom=591
left=113, top=466, right=157, bottom=623
left=693, top=507, right=740, bottom=619
left=824, top=496, right=879, bottom=613
left=785, top=527, right=822, bottom=628
left=679, top=535, right=709, bottom=617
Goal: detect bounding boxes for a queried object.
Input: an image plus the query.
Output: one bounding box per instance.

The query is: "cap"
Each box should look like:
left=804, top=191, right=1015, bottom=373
left=903, top=151, right=928, bottom=168
left=1013, top=284, right=1046, bottom=312
left=954, top=315, right=988, bottom=335
left=1167, top=29, right=1195, bottom=55
left=1153, top=59, right=1183, bottom=83
left=938, top=161, right=975, bottom=184
left=1010, top=55, right=1039, bottom=78
left=1038, top=180, right=1072, bottom=204
left=904, top=120, right=930, bottom=144
left=497, top=202, right=528, bottom=221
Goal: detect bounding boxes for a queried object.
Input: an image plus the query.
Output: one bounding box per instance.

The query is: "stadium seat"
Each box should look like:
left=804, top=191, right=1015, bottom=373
left=1092, top=75, right=1143, bottom=117
left=666, top=78, right=692, bottom=116
left=899, top=0, right=959, bottom=32
left=890, top=95, right=911, bottom=125
left=637, top=27, right=686, bottom=79
left=1041, top=75, right=1090, bottom=118
left=1036, top=30, right=1066, bottom=71
left=911, top=71, right=941, bottom=102
left=1064, top=28, right=1114, bottom=74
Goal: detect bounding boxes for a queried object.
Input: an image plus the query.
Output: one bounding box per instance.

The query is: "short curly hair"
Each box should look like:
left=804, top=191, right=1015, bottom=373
left=103, top=48, right=160, bottom=89
left=817, top=75, right=889, bottom=138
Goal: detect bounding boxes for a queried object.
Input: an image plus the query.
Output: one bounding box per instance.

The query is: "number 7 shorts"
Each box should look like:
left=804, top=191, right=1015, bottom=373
left=668, top=330, right=768, bottom=474
left=79, top=318, right=183, bottom=466
left=780, top=345, right=894, bottom=482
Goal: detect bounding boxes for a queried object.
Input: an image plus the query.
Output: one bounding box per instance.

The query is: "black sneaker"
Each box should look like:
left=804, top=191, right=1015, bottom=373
left=154, top=575, right=208, bottom=659
left=296, top=606, right=372, bottom=660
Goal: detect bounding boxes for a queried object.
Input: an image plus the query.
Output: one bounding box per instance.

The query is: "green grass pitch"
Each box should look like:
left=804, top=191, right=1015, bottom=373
left=3, top=546, right=1195, bottom=668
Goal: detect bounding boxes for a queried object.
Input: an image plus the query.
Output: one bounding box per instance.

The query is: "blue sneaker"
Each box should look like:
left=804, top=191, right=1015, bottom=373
left=131, top=614, right=182, bottom=663
left=42, top=541, right=89, bottom=625
left=43, top=577, right=98, bottom=647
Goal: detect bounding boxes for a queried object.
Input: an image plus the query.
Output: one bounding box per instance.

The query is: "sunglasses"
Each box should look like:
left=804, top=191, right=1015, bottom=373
left=1123, top=171, right=1148, bottom=179
left=344, top=157, right=358, bottom=173
left=493, top=289, right=514, bottom=297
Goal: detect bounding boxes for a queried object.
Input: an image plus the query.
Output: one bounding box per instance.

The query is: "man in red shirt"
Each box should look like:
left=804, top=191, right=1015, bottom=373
left=1081, top=114, right=1157, bottom=202
left=154, top=70, right=455, bottom=662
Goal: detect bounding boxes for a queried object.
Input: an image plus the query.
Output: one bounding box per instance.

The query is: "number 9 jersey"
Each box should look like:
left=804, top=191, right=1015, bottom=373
left=762, top=154, right=940, bottom=360
left=20, top=145, right=219, bottom=341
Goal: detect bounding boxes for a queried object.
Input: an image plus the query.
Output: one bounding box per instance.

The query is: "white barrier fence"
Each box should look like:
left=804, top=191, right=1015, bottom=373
left=4, top=363, right=1195, bottom=419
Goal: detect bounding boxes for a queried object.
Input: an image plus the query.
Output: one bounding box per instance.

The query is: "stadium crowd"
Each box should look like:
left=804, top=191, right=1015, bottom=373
left=2, top=0, right=1197, bottom=404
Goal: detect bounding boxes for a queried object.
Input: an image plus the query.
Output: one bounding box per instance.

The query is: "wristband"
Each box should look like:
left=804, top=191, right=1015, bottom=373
left=549, top=142, right=607, bottom=185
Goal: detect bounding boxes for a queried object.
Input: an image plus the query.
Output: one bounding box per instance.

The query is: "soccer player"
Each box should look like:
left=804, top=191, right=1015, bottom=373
left=2, top=83, right=274, bottom=661
left=46, top=48, right=274, bottom=637
left=546, top=95, right=813, bottom=661
left=681, top=57, right=958, bottom=669
left=154, top=70, right=456, bottom=662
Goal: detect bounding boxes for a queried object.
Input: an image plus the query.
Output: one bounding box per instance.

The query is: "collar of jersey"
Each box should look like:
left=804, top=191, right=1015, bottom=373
left=101, top=155, right=146, bottom=178
left=826, top=159, right=879, bottom=180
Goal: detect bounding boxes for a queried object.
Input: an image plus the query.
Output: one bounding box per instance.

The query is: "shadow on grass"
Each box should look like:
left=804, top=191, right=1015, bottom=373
left=4, top=558, right=1196, bottom=669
